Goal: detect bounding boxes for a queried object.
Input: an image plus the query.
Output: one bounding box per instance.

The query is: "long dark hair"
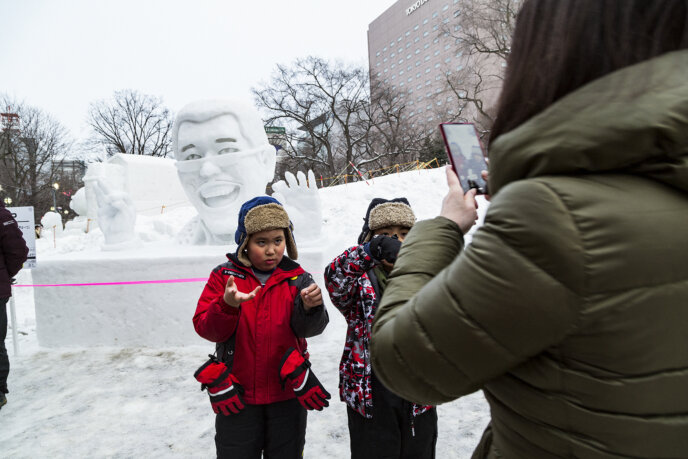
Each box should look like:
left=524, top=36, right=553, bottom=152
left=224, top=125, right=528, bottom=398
left=489, top=0, right=688, bottom=144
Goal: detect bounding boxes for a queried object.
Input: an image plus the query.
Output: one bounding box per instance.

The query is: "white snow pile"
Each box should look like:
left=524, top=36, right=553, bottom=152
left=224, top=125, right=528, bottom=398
left=1, top=166, right=490, bottom=458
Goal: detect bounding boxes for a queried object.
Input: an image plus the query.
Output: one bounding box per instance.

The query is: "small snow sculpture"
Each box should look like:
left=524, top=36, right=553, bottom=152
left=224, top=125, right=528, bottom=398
left=40, top=211, right=64, bottom=237
left=90, top=178, right=141, bottom=250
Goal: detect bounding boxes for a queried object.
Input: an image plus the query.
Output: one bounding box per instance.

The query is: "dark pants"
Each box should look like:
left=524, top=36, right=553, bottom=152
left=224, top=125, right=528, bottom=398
left=215, top=398, right=307, bottom=459
left=347, top=372, right=437, bottom=459
left=1, top=297, right=9, bottom=394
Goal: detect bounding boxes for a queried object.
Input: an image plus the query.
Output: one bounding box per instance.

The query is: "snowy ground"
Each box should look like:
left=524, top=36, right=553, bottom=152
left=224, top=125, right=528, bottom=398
left=1, top=167, right=491, bottom=458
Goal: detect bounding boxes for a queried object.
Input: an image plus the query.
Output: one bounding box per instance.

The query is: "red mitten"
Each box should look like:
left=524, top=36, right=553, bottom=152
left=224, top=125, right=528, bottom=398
left=194, top=355, right=245, bottom=415
left=279, top=347, right=331, bottom=411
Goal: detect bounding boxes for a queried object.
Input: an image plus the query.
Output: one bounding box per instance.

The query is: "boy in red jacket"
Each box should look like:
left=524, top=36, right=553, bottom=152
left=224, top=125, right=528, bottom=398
left=193, top=196, right=329, bottom=458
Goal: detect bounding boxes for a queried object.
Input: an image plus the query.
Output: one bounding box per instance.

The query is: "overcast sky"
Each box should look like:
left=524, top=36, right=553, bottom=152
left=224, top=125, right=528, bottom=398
left=0, top=0, right=395, bottom=141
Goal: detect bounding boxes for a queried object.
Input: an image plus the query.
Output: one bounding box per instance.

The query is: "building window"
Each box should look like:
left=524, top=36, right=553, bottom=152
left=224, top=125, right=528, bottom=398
left=415, top=49, right=420, bottom=54
left=391, top=52, right=395, bottom=58
left=425, top=68, right=431, bottom=73
left=432, top=11, right=438, bottom=18
left=444, top=57, right=451, bottom=63
left=442, top=4, right=449, bottom=11
left=408, top=76, right=413, bottom=82
left=423, top=18, right=429, bottom=24
left=424, top=55, right=430, bottom=61
left=414, top=37, right=420, bottom=43
left=414, top=24, right=419, bottom=30
left=434, top=50, right=440, bottom=56
left=423, top=31, right=429, bottom=37
left=376, top=52, right=381, bottom=57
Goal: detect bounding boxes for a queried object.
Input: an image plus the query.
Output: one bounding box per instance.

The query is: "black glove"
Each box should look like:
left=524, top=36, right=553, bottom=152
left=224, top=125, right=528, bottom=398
left=367, top=235, right=402, bottom=263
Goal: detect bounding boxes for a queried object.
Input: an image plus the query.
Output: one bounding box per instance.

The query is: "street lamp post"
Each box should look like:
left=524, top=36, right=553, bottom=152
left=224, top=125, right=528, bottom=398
left=52, top=182, right=59, bottom=211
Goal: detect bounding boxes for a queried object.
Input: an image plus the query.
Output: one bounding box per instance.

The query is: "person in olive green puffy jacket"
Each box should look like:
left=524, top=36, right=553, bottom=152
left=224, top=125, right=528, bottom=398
left=370, top=1, right=688, bottom=458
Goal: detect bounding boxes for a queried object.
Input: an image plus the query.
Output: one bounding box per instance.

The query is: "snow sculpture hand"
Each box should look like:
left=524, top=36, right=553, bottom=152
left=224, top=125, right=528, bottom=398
left=272, top=170, right=322, bottom=243
left=91, top=179, right=139, bottom=249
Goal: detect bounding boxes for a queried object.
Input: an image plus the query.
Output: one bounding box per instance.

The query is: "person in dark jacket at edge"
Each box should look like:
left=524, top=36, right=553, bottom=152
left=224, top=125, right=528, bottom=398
left=370, top=1, right=688, bottom=458
left=0, top=201, right=30, bottom=410
left=325, top=198, right=438, bottom=459
left=193, top=196, right=330, bottom=458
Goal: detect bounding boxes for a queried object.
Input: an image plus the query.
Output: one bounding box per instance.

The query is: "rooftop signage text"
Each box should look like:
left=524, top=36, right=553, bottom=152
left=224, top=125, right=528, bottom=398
left=406, top=0, right=430, bottom=15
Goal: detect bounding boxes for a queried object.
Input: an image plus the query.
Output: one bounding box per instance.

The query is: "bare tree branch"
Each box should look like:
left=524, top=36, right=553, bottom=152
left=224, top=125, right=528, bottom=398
left=86, top=89, right=173, bottom=158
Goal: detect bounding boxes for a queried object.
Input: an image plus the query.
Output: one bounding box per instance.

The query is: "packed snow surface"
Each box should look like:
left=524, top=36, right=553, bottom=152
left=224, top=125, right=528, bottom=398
left=1, top=167, right=490, bottom=458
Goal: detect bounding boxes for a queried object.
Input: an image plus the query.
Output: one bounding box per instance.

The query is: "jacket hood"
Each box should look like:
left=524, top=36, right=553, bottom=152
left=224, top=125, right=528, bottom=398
left=489, top=49, right=688, bottom=195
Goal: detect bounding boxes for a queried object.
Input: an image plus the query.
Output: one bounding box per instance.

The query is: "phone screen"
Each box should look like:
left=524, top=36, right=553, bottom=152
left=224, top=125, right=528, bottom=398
left=439, top=123, right=488, bottom=194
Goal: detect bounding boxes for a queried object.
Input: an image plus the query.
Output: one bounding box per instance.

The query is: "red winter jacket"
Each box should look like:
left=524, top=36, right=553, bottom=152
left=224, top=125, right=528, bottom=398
left=0, top=204, right=29, bottom=299
left=193, top=254, right=328, bottom=405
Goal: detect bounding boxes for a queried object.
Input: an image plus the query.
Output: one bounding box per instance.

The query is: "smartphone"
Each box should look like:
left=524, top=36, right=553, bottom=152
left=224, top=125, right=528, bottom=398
left=439, top=123, right=488, bottom=194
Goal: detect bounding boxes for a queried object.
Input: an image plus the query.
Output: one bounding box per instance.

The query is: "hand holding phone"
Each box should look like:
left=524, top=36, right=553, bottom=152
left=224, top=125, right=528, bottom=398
left=439, top=123, right=489, bottom=194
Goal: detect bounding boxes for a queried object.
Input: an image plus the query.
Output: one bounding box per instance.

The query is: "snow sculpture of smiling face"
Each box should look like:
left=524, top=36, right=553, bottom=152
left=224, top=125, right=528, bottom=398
left=173, top=100, right=276, bottom=243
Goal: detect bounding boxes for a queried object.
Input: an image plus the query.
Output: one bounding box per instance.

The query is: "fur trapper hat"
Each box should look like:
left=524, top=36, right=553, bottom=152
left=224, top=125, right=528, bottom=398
left=357, top=197, right=416, bottom=244
left=235, top=196, right=297, bottom=267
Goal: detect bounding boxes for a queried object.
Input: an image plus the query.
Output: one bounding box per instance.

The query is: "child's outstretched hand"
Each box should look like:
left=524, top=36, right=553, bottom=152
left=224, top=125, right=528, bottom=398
left=301, top=283, right=323, bottom=309
left=223, top=275, right=261, bottom=308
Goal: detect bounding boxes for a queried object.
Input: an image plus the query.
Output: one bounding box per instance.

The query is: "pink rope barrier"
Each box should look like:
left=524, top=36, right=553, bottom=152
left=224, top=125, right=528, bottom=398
left=14, top=278, right=208, bottom=288
left=14, top=273, right=326, bottom=288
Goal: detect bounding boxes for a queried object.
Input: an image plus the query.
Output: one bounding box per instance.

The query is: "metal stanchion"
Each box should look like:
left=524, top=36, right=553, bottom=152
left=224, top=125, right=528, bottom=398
left=9, top=295, right=18, bottom=356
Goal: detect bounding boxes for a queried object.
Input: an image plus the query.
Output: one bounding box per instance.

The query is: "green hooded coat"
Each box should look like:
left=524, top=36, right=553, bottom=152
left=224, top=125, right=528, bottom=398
left=370, top=50, right=688, bottom=458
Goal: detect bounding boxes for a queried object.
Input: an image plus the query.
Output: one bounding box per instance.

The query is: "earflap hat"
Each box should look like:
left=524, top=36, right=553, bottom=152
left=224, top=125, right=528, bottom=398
left=235, top=196, right=298, bottom=267
left=357, top=197, right=416, bottom=244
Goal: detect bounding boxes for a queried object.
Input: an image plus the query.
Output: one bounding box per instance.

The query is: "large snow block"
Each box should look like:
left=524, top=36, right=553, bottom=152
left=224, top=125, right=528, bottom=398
left=32, top=245, right=322, bottom=347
